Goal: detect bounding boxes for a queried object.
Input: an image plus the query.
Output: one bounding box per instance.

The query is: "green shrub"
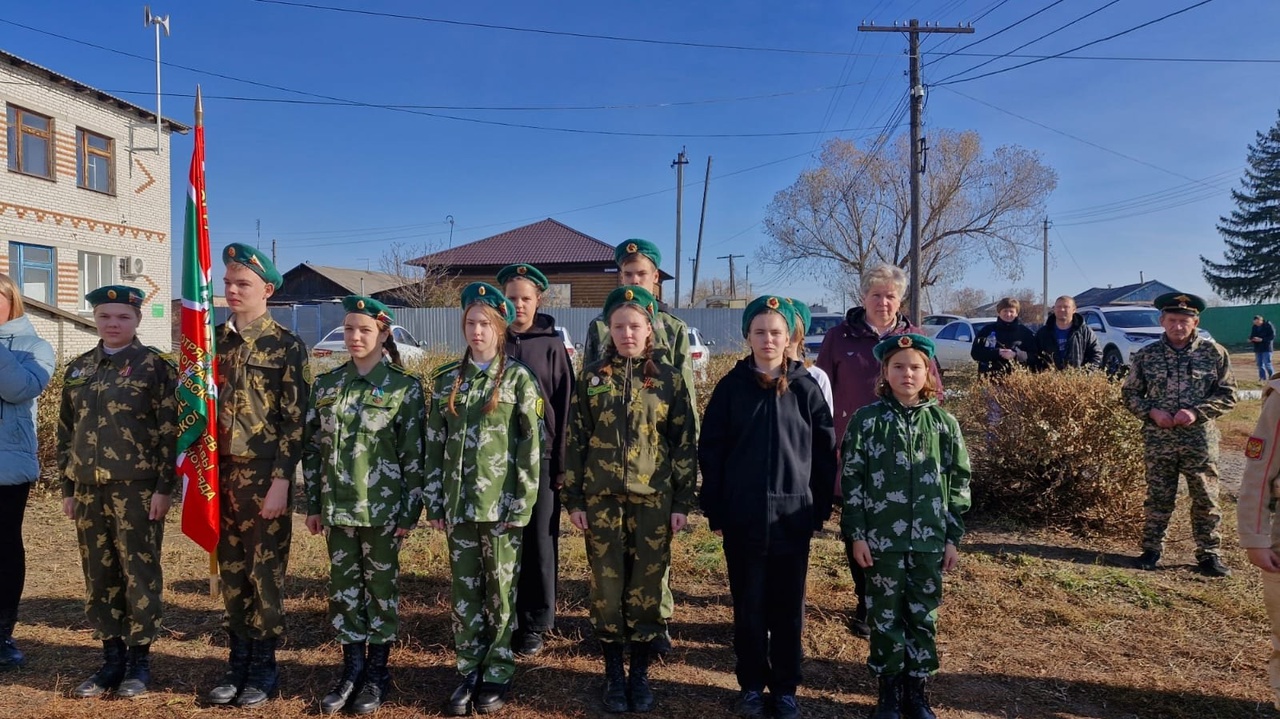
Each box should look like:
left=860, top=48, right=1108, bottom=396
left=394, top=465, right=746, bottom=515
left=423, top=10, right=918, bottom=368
left=950, top=368, right=1147, bottom=537
left=35, top=362, right=64, bottom=489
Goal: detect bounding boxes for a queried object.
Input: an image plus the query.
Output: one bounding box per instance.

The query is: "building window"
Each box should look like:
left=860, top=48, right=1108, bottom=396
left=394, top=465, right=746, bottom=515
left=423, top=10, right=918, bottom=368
left=79, top=252, right=116, bottom=311
left=12, top=243, right=55, bottom=305
left=5, top=105, right=54, bottom=180
left=77, top=129, right=114, bottom=194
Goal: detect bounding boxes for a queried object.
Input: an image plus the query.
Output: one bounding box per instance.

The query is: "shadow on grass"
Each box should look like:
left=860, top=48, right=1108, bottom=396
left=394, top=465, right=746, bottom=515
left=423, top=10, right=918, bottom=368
left=965, top=540, right=1141, bottom=569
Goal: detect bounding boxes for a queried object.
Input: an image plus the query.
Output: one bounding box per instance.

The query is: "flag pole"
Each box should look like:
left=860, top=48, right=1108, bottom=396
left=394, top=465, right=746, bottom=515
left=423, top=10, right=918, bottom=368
left=196, top=86, right=220, bottom=600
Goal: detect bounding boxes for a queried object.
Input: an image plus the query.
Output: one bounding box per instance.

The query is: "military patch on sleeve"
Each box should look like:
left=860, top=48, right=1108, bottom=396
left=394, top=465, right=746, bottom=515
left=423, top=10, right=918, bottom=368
left=1247, top=436, right=1266, bottom=460
left=535, top=397, right=545, bottom=419
left=587, top=383, right=611, bottom=397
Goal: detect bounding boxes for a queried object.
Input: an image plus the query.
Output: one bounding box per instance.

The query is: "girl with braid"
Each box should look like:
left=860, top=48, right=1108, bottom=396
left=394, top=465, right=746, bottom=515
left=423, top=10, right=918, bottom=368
left=423, top=282, right=543, bottom=717
left=563, top=286, right=697, bottom=714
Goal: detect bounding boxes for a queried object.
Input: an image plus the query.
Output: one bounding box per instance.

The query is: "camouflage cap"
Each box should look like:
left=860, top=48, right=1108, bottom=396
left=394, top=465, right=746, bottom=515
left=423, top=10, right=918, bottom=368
left=1153, top=291, right=1206, bottom=316
left=85, top=284, right=145, bottom=308
left=603, top=285, right=657, bottom=324
left=873, top=333, right=936, bottom=362
left=461, top=282, right=515, bottom=324
left=342, top=295, right=394, bottom=324
left=742, top=295, right=797, bottom=338
left=222, top=242, right=283, bottom=287
left=614, top=238, right=661, bottom=269
left=496, top=263, right=549, bottom=292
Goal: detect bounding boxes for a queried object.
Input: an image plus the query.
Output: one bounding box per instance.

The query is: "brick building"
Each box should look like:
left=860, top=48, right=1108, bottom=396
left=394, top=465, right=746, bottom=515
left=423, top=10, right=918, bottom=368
left=0, top=50, right=186, bottom=356
left=408, top=218, right=671, bottom=309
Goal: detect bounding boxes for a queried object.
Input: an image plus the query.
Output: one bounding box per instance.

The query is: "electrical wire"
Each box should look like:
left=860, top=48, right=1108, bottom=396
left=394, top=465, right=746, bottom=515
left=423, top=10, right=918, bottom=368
left=925, top=0, right=1068, bottom=67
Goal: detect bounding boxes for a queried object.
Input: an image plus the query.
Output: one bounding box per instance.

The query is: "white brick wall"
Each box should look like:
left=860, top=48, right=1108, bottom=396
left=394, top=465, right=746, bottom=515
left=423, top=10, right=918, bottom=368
left=0, top=58, right=179, bottom=355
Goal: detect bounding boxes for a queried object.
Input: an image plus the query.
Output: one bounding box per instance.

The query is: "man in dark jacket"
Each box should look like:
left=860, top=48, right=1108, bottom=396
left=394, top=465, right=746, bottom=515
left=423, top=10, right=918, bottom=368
left=1033, top=295, right=1101, bottom=371
left=971, top=297, right=1037, bottom=377
left=1252, top=315, right=1276, bottom=381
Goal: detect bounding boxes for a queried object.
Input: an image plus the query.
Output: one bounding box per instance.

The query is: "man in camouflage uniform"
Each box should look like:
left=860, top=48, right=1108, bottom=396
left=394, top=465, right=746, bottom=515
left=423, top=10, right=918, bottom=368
left=423, top=282, right=543, bottom=716
left=565, top=285, right=698, bottom=713
left=58, top=285, right=178, bottom=700
left=1122, top=292, right=1236, bottom=577
left=581, top=239, right=694, bottom=655
left=208, top=243, right=310, bottom=707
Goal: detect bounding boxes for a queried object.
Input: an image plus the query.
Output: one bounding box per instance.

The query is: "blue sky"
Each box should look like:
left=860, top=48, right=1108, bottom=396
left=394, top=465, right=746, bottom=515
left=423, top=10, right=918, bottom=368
left=3, top=0, right=1277, bottom=311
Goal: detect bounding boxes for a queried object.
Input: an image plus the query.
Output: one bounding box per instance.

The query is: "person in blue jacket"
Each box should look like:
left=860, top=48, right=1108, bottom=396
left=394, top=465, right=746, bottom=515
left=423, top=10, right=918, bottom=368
left=0, top=273, right=56, bottom=670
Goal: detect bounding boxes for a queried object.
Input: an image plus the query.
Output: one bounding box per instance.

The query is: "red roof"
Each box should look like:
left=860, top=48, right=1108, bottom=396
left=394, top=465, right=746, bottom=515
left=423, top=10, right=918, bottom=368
left=409, top=218, right=616, bottom=268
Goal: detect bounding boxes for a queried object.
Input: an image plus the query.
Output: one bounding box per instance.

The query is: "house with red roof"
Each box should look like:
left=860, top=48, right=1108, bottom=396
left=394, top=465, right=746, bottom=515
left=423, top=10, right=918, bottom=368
left=408, top=218, right=671, bottom=308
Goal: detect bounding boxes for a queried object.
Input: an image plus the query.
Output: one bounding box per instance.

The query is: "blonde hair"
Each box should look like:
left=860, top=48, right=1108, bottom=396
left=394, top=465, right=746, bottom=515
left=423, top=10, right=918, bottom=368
left=0, top=273, right=26, bottom=320
left=860, top=264, right=907, bottom=298
left=876, top=346, right=939, bottom=402
left=448, top=302, right=508, bottom=416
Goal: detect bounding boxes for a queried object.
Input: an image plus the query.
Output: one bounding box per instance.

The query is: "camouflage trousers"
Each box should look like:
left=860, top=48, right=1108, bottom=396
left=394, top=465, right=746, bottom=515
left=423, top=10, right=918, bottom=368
left=583, top=493, right=671, bottom=644
left=218, top=458, right=292, bottom=640
left=1261, top=519, right=1280, bottom=709
left=1141, top=424, right=1222, bottom=559
left=327, top=525, right=402, bottom=645
left=865, top=551, right=943, bottom=678
left=73, top=480, right=164, bottom=645
left=446, top=521, right=523, bottom=684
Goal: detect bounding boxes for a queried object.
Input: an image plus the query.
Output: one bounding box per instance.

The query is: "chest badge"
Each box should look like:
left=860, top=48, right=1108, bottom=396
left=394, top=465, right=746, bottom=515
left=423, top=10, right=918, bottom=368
left=590, top=376, right=601, bottom=386
left=120, top=365, right=133, bottom=378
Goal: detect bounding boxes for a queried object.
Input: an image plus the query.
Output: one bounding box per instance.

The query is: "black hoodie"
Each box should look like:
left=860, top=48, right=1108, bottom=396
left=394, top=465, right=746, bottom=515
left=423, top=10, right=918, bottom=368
left=971, top=317, right=1037, bottom=376
left=505, top=312, right=574, bottom=485
left=698, top=357, right=837, bottom=554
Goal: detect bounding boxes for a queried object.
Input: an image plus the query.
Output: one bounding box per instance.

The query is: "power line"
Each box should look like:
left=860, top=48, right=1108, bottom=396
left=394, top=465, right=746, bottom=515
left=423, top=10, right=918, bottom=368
left=1053, top=226, right=1091, bottom=283
left=930, top=51, right=1280, bottom=64
left=1054, top=169, right=1238, bottom=221
left=926, top=0, right=1068, bottom=66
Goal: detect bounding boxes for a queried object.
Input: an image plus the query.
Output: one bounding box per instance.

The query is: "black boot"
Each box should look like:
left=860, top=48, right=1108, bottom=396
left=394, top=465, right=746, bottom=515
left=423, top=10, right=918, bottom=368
left=207, top=633, right=252, bottom=705
left=445, top=671, right=479, bottom=716
left=473, top=680, right=510, bottom=715
left=901, top=675, right=936, bottom=719
left=601, top=643, right=628, bottom=713
left=869, top=674, right=903, bottom=719
left=320, top=642, right=365, bottom=715
left=350, top=643, right=390, bottom=715
left=236, top=637, right=279, bottom=708
left=0, top=637, right=23, bottom=670
left=115, top=644, right=153, bottom=698
left=628, top=641, right=654, bottom=713
left=72, top=638, right=128, bottom=699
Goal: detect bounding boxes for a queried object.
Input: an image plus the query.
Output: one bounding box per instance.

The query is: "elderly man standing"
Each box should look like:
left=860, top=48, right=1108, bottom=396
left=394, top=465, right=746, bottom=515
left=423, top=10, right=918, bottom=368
left=1122, top=292, right=1236, bottom=577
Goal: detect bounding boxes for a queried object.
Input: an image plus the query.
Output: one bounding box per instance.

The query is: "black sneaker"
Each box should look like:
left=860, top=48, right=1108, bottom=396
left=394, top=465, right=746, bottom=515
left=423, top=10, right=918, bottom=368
left=650, top=632, right=672, bottom=657
left=848, top=617, right=871, bottom=638
left=514, top=631, right=545, bottom=658
left=1136, top=550, right=1161, bottom=571
left=0, top=637, right=24, bottom=669
left=1198, top=555, right=1232, bottom=577
left=775, top=693, right=801, bottom=719
left=732, top=690, right=766, bottom=718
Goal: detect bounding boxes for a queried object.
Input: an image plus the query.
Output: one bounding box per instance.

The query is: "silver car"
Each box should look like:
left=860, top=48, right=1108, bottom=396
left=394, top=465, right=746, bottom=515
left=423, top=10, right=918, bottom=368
left=931, top=317, right=997, bottom=372
left=311, top=324, right=428, bottom=363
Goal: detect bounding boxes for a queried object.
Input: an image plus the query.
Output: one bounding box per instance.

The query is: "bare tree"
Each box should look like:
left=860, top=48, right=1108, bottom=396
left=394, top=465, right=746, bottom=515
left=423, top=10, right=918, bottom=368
left=997, top=287, right=1046, bottom=324
left=688, top=277, right=745, bottom=307
left=944, top=286, right=990, bottom=316
left=759, top=131, right=1057, bottom=293
left=378, top=241, right=458, bottom=308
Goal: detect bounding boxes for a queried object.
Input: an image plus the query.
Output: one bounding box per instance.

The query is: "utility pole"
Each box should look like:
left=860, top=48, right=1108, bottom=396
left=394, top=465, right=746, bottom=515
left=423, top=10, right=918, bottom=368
left=271, top=238, right=277, bottom=266
left=143, top=6, right=170, bottom=154
left=859, top=19, right=973, bottom=325
left=1043, top=217, right=1050, bottom=311
left=718, top=253, right=744, bottom=298
left=691, top=156, right=712, bottom=308
left=671, top=147, right=689, bottom=308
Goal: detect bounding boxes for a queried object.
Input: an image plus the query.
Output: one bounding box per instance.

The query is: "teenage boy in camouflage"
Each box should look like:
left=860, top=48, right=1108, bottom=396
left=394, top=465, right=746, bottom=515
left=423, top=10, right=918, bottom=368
left=1122, top=292, right=1236, bottom=577
left=564, top=285, right=697, bottom=714
left=207, top=243, right=310, bottom=708
left=303, top=296, right=425, bottom=715
left=424, top=282, right=543, bottom=716
left=59, top=285, right=177, bottom=700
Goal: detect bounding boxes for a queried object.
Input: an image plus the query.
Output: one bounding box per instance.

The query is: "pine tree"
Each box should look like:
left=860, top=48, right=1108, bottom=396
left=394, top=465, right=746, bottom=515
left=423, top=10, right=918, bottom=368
left=1202, top=112, right=1280, bottom=302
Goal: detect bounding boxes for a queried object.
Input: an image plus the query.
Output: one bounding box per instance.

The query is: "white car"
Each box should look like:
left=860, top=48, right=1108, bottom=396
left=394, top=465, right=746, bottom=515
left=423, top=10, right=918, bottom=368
left=555, top=325, right=577, bottom=366
left=1078, top=305, right=1215, bottom=377
left=687, top=327, right=711, bottom=376
left=920, top=314, right=965, bottom=337
left=311, top=324, right=429, bottom=363
left=931, top=317, right=998, bottom=372
left=804, top=312, right=845, bottom=355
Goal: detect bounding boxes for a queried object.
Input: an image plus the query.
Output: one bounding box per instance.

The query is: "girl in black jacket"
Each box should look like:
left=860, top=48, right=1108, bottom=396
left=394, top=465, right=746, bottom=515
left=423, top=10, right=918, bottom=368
left=699, top=295, right=837, bottom=719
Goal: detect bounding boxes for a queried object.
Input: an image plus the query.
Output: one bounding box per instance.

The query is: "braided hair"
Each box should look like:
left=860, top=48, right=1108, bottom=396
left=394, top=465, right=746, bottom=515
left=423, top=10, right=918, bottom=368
left=447, top=302, right=509, bottom=416
left=382, top=330, right=403, bottom=368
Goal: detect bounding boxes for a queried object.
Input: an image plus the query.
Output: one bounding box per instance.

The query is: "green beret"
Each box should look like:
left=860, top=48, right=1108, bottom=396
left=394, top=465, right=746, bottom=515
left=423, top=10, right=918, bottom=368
left=615, top=238, right=661, bottom=269
left=496, top=263, right=549, bottom=292
left=789, top=298, right=812, bottom=335
left=742, top=295, right=797, bottom=338
left=603, top=285, right=657, bottom=324
left=1153, top=291, right=1206, bottom=316
left=460, top=282, right=515, bottom=324
left=85, top=285, right=144, bottom=308
left=342, top=295, right=394, bottom=324
left=873, top=333, right=936, bottom=362
left=222, top=242, right=283, bottom=287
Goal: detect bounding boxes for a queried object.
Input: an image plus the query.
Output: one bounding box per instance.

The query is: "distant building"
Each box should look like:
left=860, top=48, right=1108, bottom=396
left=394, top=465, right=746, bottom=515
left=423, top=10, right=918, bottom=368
left=0, top=50, right=187, bottom=355
left=1072, top=280, right=1180, bottom=307
left=273, top=263, right=417, bottom=304
left=408, top=218, right=672, bottom=309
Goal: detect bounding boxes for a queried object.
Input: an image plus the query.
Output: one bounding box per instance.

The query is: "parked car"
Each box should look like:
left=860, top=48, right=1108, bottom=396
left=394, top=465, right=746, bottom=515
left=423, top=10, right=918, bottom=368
left=804, top=312, right=846, bottom=355
left=920, top=314, right=965, bottom=337
left=311, top=324, right=429, bottom=364
left=688, top=327, right=712, bottom=377
left=555, top=325, right=578, bottom=368
left=1077, top=305, right=1215, bottom=377
left=931, top=317, right=997, bottom=372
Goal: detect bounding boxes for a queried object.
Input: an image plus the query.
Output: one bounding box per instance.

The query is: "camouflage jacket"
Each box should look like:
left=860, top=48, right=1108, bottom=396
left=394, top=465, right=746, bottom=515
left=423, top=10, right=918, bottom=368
left=563, top=355, right=698, bottom=515
left=422, top=358, right=543, bottom=526
left=57, top=339, right=178, bottom=497
left=840, top=397, right=971, bottom=552
left=302, top=361, right=426, bottom=529
left=215, top=312, right=310, bottom=480
left=1121, top=335, right=1236, bottom=427
left=584, top=306, right=698, bottom=416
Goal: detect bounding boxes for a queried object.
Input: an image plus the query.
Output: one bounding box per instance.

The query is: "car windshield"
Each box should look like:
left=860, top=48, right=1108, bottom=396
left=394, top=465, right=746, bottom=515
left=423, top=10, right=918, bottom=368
left=1103, top=308, right=1162, bottom=328
left=972, top=321, right=995, bottom=335
left=319, top=328, right=343, bottom=344
left=807, top=316, right=843, bottom=336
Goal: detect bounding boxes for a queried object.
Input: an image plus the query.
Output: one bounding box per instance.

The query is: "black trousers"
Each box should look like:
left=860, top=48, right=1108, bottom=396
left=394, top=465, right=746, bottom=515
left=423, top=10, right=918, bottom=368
left=516, top=468, right=560, bottom=634
left=723, top=537, right=811, bottom=696
left=0, top=483, right=32, bottom=635
left=843, top=536, right=869, bottom=621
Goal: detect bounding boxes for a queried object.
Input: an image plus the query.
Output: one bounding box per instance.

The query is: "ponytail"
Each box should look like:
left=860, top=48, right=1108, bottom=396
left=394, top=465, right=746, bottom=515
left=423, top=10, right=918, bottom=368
left=447, top=347, right=471, bottom=416
left=484, top=351, right=506, bottom=414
